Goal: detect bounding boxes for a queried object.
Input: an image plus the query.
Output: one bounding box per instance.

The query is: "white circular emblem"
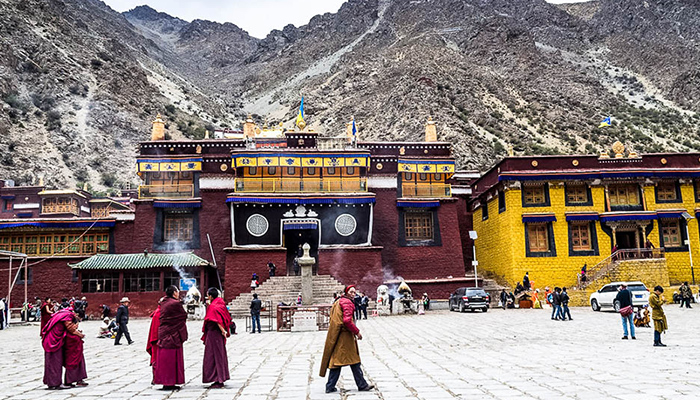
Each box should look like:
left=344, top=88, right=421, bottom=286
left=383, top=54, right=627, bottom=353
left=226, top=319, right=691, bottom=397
left=335, top=214, right=357, bottom=237
left=246, top=214, right=269, bottom=237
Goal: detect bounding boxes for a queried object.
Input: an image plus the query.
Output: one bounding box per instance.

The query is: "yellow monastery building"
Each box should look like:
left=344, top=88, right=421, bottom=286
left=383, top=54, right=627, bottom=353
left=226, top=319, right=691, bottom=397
left=471, top=142, right=700, bottom=291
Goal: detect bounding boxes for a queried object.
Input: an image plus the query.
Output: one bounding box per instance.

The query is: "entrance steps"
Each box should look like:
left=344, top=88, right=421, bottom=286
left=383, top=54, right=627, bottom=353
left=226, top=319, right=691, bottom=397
left=227, top=275, right=347, bottom=316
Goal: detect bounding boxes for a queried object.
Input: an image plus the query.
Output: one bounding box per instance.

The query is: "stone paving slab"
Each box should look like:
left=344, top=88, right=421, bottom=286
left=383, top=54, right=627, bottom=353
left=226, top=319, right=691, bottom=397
left=0, top=307, right=698, bottom=399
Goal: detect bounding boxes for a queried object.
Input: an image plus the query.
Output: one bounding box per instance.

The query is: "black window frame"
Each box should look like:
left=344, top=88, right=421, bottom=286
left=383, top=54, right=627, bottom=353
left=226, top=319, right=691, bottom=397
left=568, top=220, right=599, bottom=257
left=564, top=183, right=593, bottom=207
left=521, top=183, right=551, bottom=208
left=654, top=181, right=682, bottom=204
left=659, top=217, right=688, bottom=252
left=498, top=191, right=506, bottom=213
left=154, top=208, right=201, bottom=251
left=398, top=207, right=442, bottom=247
left=16, top=267, right=32, bottom=284
left=482, top=201, right=489, bottom=221
left=524, top=222, right=557, bottom=257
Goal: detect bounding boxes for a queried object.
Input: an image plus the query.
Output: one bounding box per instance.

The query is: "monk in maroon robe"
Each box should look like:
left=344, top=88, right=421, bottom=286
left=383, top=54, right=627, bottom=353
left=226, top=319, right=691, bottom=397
left=40, top=298, right=54, bottom=337
left=41, top=308, right=88, bottom=389
left=201, top=288, right=231, bottom=388
left=153, top=286, right=188, bottom=390
left=146, top=303, right=162, bottom=384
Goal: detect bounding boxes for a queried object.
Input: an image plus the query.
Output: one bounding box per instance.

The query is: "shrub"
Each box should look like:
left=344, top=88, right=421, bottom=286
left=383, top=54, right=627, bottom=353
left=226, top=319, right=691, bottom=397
left=46, top=110, right=61, bottom=130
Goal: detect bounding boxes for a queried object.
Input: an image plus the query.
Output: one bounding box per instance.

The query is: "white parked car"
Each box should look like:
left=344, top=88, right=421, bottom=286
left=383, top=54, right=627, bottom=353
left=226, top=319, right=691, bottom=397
left=590, top=281, right=650, bottom=312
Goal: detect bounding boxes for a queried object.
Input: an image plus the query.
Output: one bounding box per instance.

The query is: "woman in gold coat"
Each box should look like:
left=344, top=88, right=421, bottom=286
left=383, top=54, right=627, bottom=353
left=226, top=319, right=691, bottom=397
left=649, top=285, right=667, bottom=347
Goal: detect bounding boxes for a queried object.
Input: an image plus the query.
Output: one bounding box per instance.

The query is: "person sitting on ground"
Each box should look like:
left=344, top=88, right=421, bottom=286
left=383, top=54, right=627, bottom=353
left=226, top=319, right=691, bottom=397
left=97, top=317, right=112, bottom=338
left=506, top=292, right=516, bottom=309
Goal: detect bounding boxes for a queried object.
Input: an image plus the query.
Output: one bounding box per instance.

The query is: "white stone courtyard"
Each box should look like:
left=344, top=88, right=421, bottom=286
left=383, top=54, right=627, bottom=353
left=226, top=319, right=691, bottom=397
left=0, top=306, right=697, bottom=400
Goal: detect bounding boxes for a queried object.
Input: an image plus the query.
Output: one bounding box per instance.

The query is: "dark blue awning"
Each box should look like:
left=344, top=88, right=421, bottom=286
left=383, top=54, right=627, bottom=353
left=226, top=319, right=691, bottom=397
left=153, top=200, right=201, bottom=208
left=283, top=221, right=318, bottom=230
left=599, top=212, right=657, bottom=222
left=657, top=211, right=685, bottom=219
left=522, top=214, right=557, bottom=223
left=565, top=213, right=599, bottom=222
left=396, top=201, right=440, bottom=208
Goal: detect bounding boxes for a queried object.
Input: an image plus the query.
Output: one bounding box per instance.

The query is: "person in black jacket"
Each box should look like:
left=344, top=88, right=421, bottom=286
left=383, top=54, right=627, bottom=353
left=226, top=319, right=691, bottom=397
left=551, top=287, right=563, bottom=320
left=114, top=297, right=134, bottom=345
left=250, top=293, right=262, bottom=333
left=561, top=287, right=572, bottom=321
left=614, top=283, right=636, bottom=340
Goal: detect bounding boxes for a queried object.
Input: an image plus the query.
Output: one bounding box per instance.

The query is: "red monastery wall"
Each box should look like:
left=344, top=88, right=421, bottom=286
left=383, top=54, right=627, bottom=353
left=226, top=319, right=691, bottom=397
left=317, top=246, right=383, bottom=297
left=0, top=258, right=80, bottom=309
left=223, top=248, right=287, bottom=299
left=372, top=190, right=465, bottom=282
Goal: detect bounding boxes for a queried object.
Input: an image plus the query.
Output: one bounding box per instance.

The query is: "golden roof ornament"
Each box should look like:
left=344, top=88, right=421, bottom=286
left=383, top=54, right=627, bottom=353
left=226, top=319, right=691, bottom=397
left=507, top=144, right=514, bottom=157
left=612, top=141, right=625, bottom=158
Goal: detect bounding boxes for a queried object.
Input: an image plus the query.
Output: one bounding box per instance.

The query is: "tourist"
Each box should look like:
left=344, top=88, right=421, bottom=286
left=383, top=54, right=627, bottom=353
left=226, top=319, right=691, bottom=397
left=74, top=297, right=88, bottom=321
left=319, top=285, right=375, bottom=394
left=360, top=292, right=369, bottom=319
left=41, top=307, right=88, bottom=389
left=679, top=281, right=692, bottom=308
left=614, top=283, right=635, bottom=340
left=202, top=288, right=231, bottom=388
left=650, top=285, right=668, bottom=347
left=293, top=257, right=300, bottom=276
left=499, top=289, right=507, bottom=309
left=154, top=285, right=188, bottom=390
left=353, top=291, right=362, bottom=320
left=250, top=293, right=262, bottom=334
left=523, top=272, right=530, bottom=290
left=34, top=297, right=42, bottom=321
left=268, top=261, right=276, bottom=277
left=422, top=293, right=431, bottom=311
left=146, top=299, right=162, bottom=384
left=580, top=264, right=587, bottom=284
left=40, top=297, right=54, bottom=335
left=544, top=287, right=552, bottom=307
left=561, top=287, right=572, bottom=321
left=551, top=287, right=563, bottom=320
left=251, top=273, right=259, bottom=290
left=101, top=304, right=111, bottom=319
left=114, top=297, right=133, bottom=345
left=60, top=298, right=70, bottom=310
left=532, top=289, right=542, bottom=309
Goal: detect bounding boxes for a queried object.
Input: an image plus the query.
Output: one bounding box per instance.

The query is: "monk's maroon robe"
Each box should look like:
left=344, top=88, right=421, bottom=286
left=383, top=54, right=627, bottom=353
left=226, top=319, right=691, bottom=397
left=41, top=310, right=72, bottom=387
left=63, top=332, right=87, bottom=385
left=147, top=306, right=161, bottom=380
left=201, top=297, right=231, bottom=384
left=154, top=297, right=187, bottom=386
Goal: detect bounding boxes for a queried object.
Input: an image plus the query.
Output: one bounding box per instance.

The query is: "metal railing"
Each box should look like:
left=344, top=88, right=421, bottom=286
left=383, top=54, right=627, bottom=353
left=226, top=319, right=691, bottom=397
left=580, top=248, right=665, bottom=288
left=401, top=183, right=452, bottom=198
left=234, top=177, right=367, bottom=193
left=276, top=305, right=331, bottom=332
left=138, top=184, right=195, bottom=199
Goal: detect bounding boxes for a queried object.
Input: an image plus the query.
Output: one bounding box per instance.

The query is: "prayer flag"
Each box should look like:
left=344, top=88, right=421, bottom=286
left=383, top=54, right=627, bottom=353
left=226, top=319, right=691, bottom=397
left=598, top=116, right=612, bottom=128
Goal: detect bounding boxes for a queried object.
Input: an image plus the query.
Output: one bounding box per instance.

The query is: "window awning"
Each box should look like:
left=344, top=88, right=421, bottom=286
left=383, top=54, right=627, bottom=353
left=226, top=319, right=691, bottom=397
left=599, top=212, right=657, bottom=222
left=657, top=210, right=686, bottom=219
left=0, top=219, right=116, bottom=230
left=69, top=252, right=210, bottom=270
left=153, top=200, right=201, bottom=208
left=396, top=200, right=440, bottom=208
left=565, top=213, right=599, bottom=222
left=137, top=158, right=203, bottom=172
left=1, top=195, right=15, bottom=200
left=522, top=213, right=556, bottom=223
left=226, top=195, right=375, bottom=205
left=283, top=220, right=318, bottom=230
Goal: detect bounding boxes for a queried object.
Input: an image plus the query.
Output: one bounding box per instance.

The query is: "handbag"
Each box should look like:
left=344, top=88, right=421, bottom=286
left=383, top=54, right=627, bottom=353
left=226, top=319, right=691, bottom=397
left=619, top=305, right=634, bottom=317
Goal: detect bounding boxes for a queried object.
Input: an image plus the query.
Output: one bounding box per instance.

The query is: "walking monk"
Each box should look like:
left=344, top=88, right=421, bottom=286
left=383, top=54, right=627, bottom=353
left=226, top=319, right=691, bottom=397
left=39, top=297, right=54, bottom=336
left=201, top=288, right=231, bottom=388
left=153, top=286, right=188, bottom=390
left=41, top=307, right=88, bottom=389
left=319, top=285, right=375, bottom=394
left=146, top=299, right=162, bottom=384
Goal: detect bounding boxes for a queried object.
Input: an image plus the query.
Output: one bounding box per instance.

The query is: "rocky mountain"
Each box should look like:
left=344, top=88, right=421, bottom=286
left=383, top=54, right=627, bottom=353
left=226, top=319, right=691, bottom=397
left=1, top=0, right=699, bottom=190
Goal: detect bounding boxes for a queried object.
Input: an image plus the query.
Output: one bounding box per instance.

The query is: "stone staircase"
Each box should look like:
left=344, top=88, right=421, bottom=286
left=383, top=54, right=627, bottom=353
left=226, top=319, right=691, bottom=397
left=227, top=275, right=346, bottom=316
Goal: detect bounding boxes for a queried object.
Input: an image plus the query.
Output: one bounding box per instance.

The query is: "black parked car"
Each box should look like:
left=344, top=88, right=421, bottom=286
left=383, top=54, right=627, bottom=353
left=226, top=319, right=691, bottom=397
left=449, top=287, right=490, bottom=312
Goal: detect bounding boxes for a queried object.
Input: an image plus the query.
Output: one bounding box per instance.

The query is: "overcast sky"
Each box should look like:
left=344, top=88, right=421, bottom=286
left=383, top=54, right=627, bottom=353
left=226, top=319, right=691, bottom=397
left=104, top=0, right=590, bottom=39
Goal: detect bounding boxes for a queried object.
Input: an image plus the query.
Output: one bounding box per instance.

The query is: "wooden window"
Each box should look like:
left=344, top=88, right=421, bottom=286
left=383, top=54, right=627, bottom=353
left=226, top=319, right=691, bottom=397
left=3, top=199, right=12, bottom=211
left=91, top=206, right=110, bottom=218
left=661, top=219, right=682, bottom=247
left=346, top=167, right=355, bottom=175
left=286, top=166, right=295, bottom=175
left=164, top=214, right=194, bottom=242
left=267, top=167, right=277, bottom=175
left=164, top=271, right=199, bottom=290
left=527, top=224, right=549, bottom=252
left=124, top=271, right=160, bottom=292
left=433, top=174, right=442, bottom=181
left=326, top=167, right=336, bottom=175
left=81, top=271, right=119, bottom=293
left=404, top=211, right=434, bottom=240
left=571, top=222, right=592, bottom=251
left=17, top=267, right=32, bottom=284
left=482, top=203, right=489, bottom=220
left=566, top=185, right=588, bottom=204
left=404, top=172, right=413, bottom=181
left=248, top=167, right=257, bottom=176
left=498, top=191, right=506, bottom=213
left=419, top=173, right=428, bottom=181
left=523, top=185, right=546, bottom=205
left=42, top=197, right=79, bottom=215
left=656, top=182, right=678, bottom=201
left=306, top=167, right=316, bottom=175
left=609, top=185, right=640, bottom=206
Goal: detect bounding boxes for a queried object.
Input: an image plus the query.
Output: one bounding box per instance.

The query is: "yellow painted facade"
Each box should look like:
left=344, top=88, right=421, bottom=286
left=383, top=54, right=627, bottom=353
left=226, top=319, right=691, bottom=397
left=474, top=180, right=700, bottom=289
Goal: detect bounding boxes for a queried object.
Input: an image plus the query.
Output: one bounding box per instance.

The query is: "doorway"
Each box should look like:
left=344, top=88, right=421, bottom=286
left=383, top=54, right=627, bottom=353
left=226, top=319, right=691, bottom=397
left=283, top=228, right=319, bottom=275
left=615, top=230, right=637, bottom=249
